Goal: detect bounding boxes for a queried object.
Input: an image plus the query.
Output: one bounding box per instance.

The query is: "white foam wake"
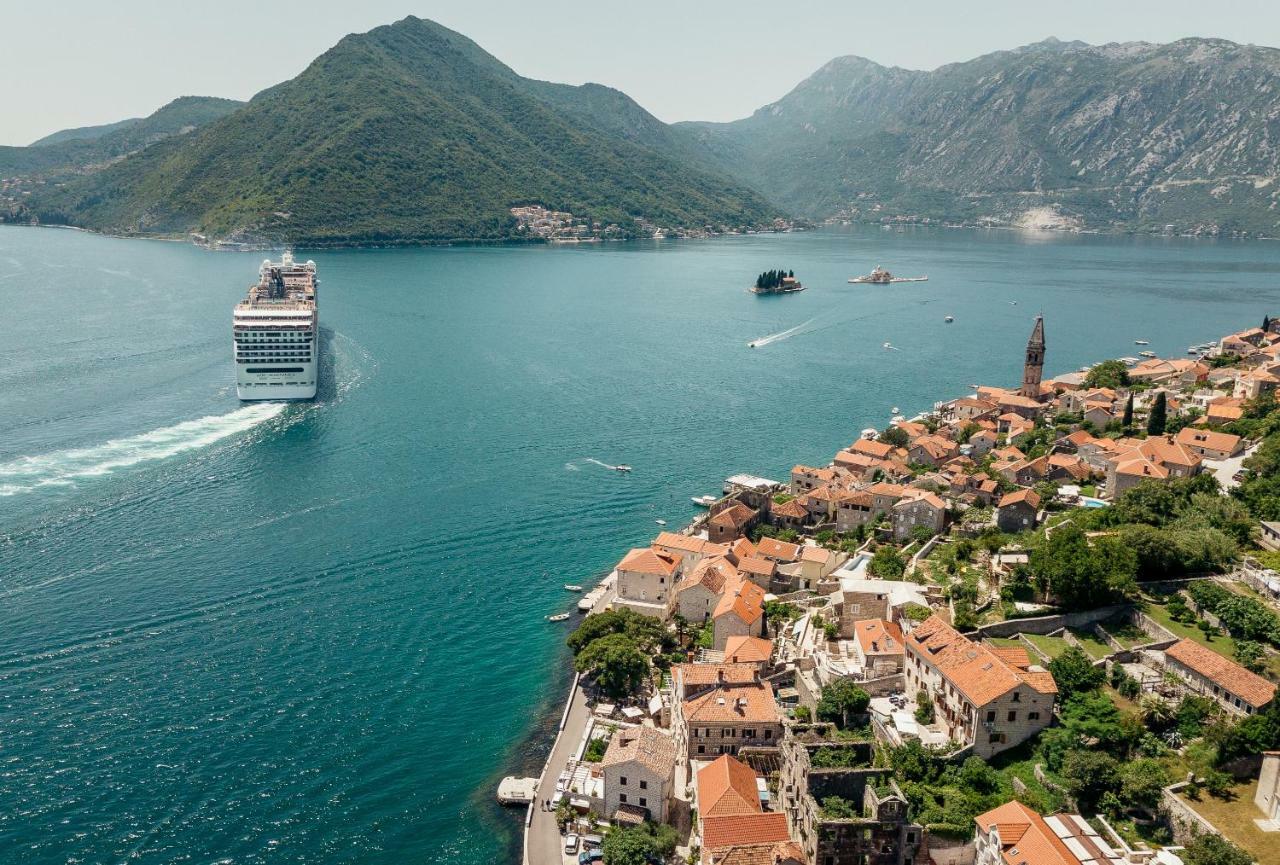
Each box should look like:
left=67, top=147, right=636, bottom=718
left=0, top=403, right=286, bottom=496
left=748, top=318, right=815, bottom=349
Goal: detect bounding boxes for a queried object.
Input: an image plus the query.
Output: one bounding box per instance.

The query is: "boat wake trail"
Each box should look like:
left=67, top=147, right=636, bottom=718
left=582, top=458, right=622, bottom=471
left=0, top=403, right=286, bottom=496
left=748, top=318, right=816, bottom=349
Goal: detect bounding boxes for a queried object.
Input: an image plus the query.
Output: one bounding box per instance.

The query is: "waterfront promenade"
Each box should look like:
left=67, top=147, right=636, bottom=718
left=524, top=581, right=615, bottom=865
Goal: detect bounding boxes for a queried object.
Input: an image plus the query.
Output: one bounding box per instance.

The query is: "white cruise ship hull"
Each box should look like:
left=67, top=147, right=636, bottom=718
left=233, top=252, right=320, bottom=401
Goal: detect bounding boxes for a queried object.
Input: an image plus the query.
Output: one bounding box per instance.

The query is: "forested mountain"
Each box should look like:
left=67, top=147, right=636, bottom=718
left=17, top=17, right=778, bottom=244
left=0, top=97, right=243, bottom=178
left=679, top=38, right=1280, bottom=236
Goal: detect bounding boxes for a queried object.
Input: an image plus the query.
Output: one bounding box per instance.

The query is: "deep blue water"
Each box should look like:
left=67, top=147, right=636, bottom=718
left=1, top=224, right=1278, bottom=864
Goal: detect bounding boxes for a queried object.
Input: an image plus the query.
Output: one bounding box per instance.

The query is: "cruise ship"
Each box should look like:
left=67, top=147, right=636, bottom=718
left=233, top=251, right=319, bottom=400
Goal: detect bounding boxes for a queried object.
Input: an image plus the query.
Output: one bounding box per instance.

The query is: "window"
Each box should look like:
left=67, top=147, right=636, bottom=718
left=986, top=711, right=996, bottom=723
left=1007, top=711, right=1017, bottom=722
left=1011, top=692, right=1021, bottom=703
left=639, top=780, right=647, bottom=790
left=1028, top=712, right=1040, bottom=721
left=639, top=797, right=647, bottom=807
left=697, top=745, right=705, bottom=754
left=619, top=794, right=627, bottom=803
left=620, top=777, right=627, bottom=786
left=764, top=730, right=772, bottom=739
left=743, top=729, right=755, bottom=738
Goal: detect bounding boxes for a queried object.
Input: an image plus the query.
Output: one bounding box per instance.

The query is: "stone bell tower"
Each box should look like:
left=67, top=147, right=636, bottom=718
left=1020, top=316, right=1045, bottom=399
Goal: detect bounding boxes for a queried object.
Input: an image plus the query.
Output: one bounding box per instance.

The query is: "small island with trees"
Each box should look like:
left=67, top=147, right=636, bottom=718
left=751, top=268, right=805, bottom=294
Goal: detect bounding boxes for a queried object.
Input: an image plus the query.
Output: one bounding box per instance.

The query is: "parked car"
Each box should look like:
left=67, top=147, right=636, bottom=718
left=578, top=849, right=603, bottom=865
left=564, top=833, right=579, bottom=854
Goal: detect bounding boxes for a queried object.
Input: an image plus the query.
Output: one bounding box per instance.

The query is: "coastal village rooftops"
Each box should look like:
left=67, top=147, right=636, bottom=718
left=678, top=557, right=740, bottom=595
left=800, top=544, right=831, bottom=564
left=792, top=465, right=836, bottom=482
left=992, top=446, right=1026, bottom=462
left=618, top=547, right=682, bottom=576
left=601, top=726, right=676, bottom=778
left=974, top=800, right=1094, bottom=865
left=834, top=450, right=888, bottom=470
left=894, top=420, right=930, bottom=439
left=676, top=663, right=760, bottom=689
left=853, top=619, right=904, bottom=657
left=710, top=504, right=758, bottom=531
left=701, top=813, right=792, bottom=853
left=999, top=489, right=1041, bottom=509
left=738, top=556, right=777, bottom=578
left=683, top=682, right=780, bottom=724
left=899, top=489, right=946, bottom=510
left=1175, top=427, right=1242, bottom=454
left=654, top=531, right=712, bottom=555
left=712, top=841, right=807, bottom=865
left=755, top=537, right=801, bottom=562
left=999, top=393, right=1043, bottom=409
left=1165, top=638, right=1276, bottom=708
left=849, top=438, right=897, bottom=460
left=714, top=580, right=766, bottom=624
left=771, top=498, right=808, bottom=520
left=697, top=754, right=763, bottom=817
left=906, top=615, right=1057, bottom=706
left=724, top=635, right=774, bottom=665
left=867, top=481, right=907, bottom=498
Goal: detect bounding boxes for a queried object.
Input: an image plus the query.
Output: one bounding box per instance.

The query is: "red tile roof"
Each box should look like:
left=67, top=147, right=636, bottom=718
left=1165, top=638, right=1276, bottom=707
left=696, top=755, right=762, bottom=817
left=701, top=813, right=791, bottom=851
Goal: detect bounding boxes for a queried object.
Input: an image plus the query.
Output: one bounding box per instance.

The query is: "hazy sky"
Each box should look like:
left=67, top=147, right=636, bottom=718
left=4, top=0, right=1280, bottom=145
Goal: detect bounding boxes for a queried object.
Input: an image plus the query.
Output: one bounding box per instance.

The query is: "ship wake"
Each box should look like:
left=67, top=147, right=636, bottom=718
left=748, top=318, right=816, bottom=349
left=0, top=403, right=286, bottom=496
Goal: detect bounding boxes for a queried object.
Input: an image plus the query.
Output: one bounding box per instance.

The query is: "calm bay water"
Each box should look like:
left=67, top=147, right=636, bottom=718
left=1, top=224, right=1279, bottom=864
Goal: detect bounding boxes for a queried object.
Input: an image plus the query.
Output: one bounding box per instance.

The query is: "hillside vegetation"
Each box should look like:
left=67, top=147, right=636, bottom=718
left=19, top=17, right=778, bottom=244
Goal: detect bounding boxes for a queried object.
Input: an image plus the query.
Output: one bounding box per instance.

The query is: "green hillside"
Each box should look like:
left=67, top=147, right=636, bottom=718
left=678, top=38, right=1280, bottom=236
left=21, top=17, right=779, bottom=244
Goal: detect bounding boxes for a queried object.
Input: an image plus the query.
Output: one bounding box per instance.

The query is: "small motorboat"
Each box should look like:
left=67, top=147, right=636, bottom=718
left=614, top=464, right=632, bottom=473
left=1134, top=339, right=1150, bottom=345
left=655, top=519, right=667, bottom=526
left=944, top=315, right=954, bottom=323
left=1009, top=301, right=1017, bottom=305
left=564, top=584, right=583, bottom=592
left=547, top=613, right=571, bottom=622
left=891, top=406, right=901, bottom=415
left=1139, top=350, right=1157, bottom=358
left=691, top=495, right=718, bottom=507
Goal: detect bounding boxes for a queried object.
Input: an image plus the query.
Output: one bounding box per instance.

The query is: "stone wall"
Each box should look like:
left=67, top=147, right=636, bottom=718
left=1160, top=783, right=1222, bottom=846
left=973, top=604, right=1131, bottom=638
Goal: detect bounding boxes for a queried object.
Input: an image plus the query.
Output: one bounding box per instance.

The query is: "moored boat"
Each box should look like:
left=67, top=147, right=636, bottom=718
left=849, top=265, right=928, bottom=284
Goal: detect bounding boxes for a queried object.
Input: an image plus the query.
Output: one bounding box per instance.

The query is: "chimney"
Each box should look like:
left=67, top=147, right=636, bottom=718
left=718, top=668, right=725, bottom=683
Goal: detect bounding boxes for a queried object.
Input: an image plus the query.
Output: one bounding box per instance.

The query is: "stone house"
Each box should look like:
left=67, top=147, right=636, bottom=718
left=995, top=489, right=1040, bottom=533
left=891, top=492, right=947, bottom=541
left=709, top=502, right=760, bottom=543
left=614, top=547, right=682, bottom=618
left=851, top=619, right=906, bottom=678
left=673, top=680, right=783, bottom=761
left=601, top=726, right=676, bottom=824
left=1163, top=638, right=1275, bottom=716
left=673, top=557, right=740, bottom=623
left=712, top=580, right=766, bottom=650
left=1175, top=427, right=1244, bottom=460
left=904, top=616, right=1057, bottom=758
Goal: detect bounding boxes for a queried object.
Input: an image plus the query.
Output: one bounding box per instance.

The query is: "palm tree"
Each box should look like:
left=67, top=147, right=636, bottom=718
left=1138, top=694, right=1174, bottom=727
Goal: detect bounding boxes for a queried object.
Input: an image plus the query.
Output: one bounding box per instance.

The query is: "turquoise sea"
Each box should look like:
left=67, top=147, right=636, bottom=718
left=2, top=224, right=1278, bottom=864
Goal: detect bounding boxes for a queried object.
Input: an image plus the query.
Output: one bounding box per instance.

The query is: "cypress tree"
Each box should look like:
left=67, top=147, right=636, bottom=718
left=1147, top=392, right=1167, bottom=436
left=1122, top=393, right=1134, bottom=427
left=1264, top=314, right=1272, bottom=332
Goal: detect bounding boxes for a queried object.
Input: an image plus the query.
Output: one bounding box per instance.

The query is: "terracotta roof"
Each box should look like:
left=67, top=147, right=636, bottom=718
left=906, top=615, right=1057, bottom=706
left=897, top=490, right=946, bottom=510
left=999, top=393, right=1042, bottom=409
left=617, top=547, right=681, bottom=576
left=1064, top=430, right=1096, bottom=446
left=710, top=504, right=758, bottom=529
left=701, top=813, right=791, bottom=851
left=696, top=754, right=762, bottom=817
left=738, top=556, right=777, bottom=577
left=676, top=663, right=760, bottom=689
left=653, top=532, right=710, bottom=554
left=601, top=726, right=676, bottom=778
left=800, top=545, right=830, bottom=564
left=1176, top=427, right=1241, bottom=453
left=676, top=557, right=740, bottom=596
left=850, top=439, right=895, bottom=459
left=791, top=464, right=835, bottom=481
left=1165, top=638, right=1276, bottom=707
left=771, top=498, right=808, bottom=519
left=712, top=841, right=806, bottom=865
left=998, top=489, right=1041, bottom=509
left=683, top=683, right=780, bottom=724
left=867, top=481, right=906, bottom=497
left=724, top=635, right=773, bottom=664
left=729, top=538, right=757, bottom=562
left=714, top=580, right=766, bottom=625
left=1115, top=458, right=1168, bottom=479
left=853, top=619, right=904, bottom=656
left=974, top=800, right=1077, bottom=865
left=755, top=537, right=801, bottom=561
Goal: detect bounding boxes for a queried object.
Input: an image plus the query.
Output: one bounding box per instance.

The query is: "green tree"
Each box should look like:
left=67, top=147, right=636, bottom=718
left=1061, top=750, right=1120, bottom=812
left=1048, top=646, right=1105, bottom=699
left=603, top=825, right=660, bottom=865
left=1234, top=639, right=1265, bottom=673
left=869, top=546, right=907, bottom=580
left=1122, top=393, right=1134, bottom=427
left=880, top=426, right=910, bottom=448
left=1085, top=360, right=1131, bottom=389
left=1147, top=392, right=1168, bottom=436
left=1183, top=834, right=1254, bottom=865
left=816, top=679, right=871, bottom=729
left=1029, top=524, right=1137, bottom=608
left=1119, top=758, right=1169, bottom=810
left=574, top=633, right=651, bottom=698
left=568, top=608, right=671, bottom=656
